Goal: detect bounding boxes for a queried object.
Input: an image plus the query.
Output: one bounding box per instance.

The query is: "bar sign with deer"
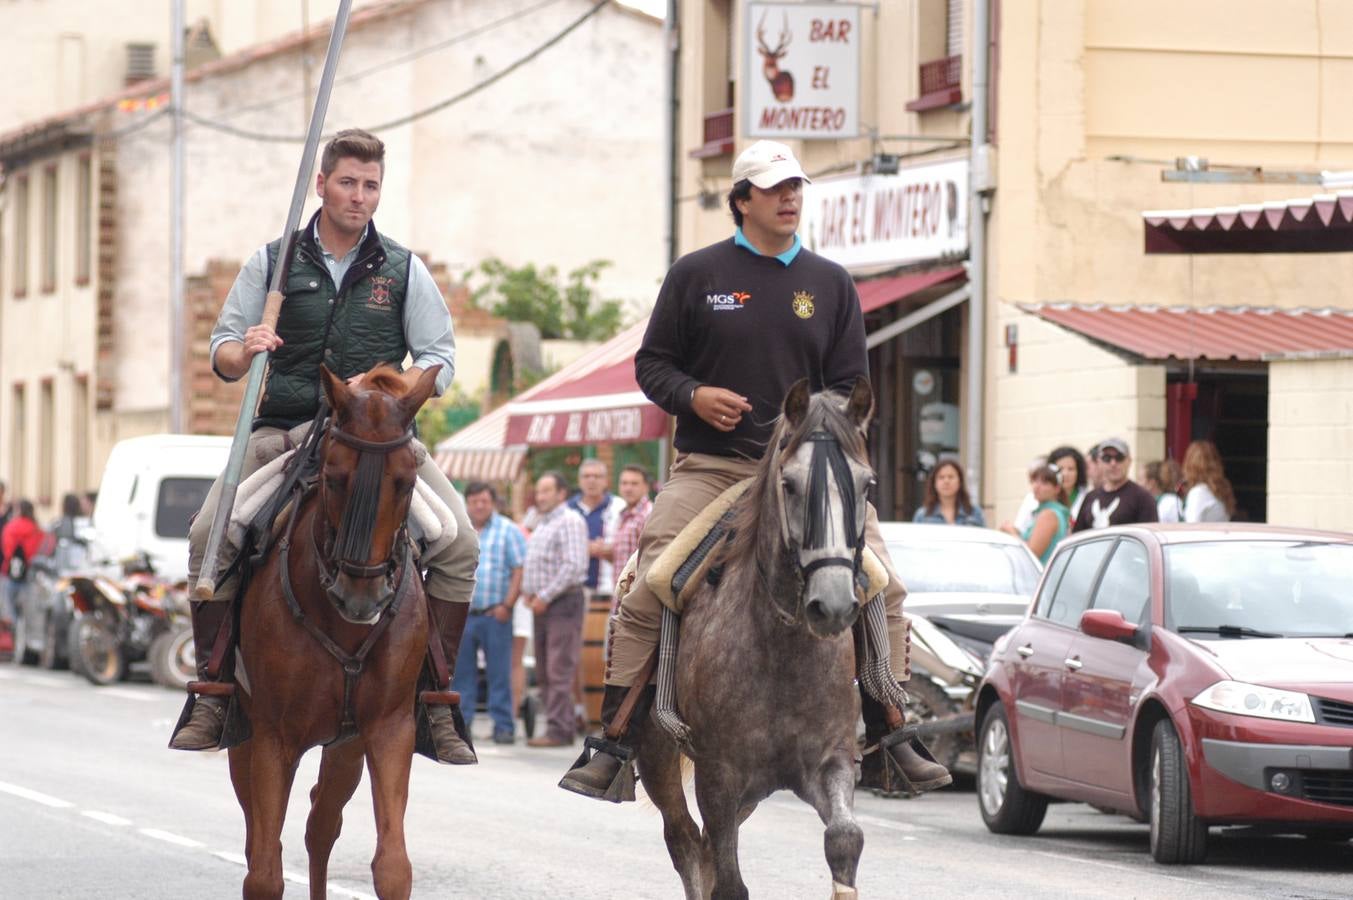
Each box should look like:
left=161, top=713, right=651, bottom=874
left=745, top=3, right=860, bottom=140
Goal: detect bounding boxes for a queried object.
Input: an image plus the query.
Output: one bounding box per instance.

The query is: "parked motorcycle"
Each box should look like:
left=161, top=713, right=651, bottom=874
left=902, top=613, right=1014, bottom=776
left=66, top=553, right=193, bottom=688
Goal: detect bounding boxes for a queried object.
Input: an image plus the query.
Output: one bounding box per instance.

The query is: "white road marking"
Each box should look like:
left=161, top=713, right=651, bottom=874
left=854, top=813, right=931, bottom=834
left=0, top=780, right=75, bottom=808
left=138, top=827, right=204, bottom=848
left=1029, top=849, right=1212, bottom=886
left=82, top=810, right=132, bottom=826
left=101, top=687, right=159, bottom=702
left=212, top=852, right=376, bottom=900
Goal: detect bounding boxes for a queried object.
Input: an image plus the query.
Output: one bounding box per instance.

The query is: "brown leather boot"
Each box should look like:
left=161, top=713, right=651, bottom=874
left=168, top=601, right=232, bottom=751
left=426, top=601, right=477, bottom=765
left=558, top=683, right=652, bottom=801
left=859, top=686, right=952, bottom=794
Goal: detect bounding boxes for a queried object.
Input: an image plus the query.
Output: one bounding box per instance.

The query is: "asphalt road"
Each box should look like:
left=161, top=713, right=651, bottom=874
left=2, top=665, right=1350, bottom=899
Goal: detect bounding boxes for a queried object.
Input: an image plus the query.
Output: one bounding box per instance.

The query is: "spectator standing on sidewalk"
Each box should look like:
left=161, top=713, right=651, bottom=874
left=601, top=465, right=654, bottom=610
left=2, top=500, right=45, bottom=628
left=1047, top=446, right=1089, bottom=522
left=1001, top=463, right=1069, bottom=563
left=521, top=471, right=590, bottom=747
left=1072, top=437, right=1158, bottom=531
left=453, top=482, right=526, bottom=745
left=571, top=460, right=625, bottom=601
left=912, top=459, right=985, bottom=525
left=1182, top=440, right=1235, bottom=523
left=1142, top=458, right=1183, bottom=523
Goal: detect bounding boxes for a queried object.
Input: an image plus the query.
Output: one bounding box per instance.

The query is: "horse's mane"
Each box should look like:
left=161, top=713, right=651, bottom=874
left=721, top=391, right=868, bottom=566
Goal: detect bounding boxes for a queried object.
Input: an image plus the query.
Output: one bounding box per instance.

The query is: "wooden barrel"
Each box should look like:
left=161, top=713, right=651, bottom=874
left=580, top=596, right=611, bottom=729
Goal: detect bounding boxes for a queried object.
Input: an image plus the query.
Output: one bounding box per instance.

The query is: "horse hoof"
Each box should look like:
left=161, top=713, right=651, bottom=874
left=830, top=882, right=858, bottom=899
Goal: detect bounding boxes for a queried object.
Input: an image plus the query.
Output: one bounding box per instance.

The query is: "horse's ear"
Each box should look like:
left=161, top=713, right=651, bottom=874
left=399, top=365, right=442, bottom=422
left=320, top=365, right=351, bottom=412
left=845, top=377, right=874, bottom=429
left=783, top=378, right=811, bottom=428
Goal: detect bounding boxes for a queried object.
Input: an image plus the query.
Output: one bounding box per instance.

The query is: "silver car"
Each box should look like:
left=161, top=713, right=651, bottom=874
left=879, top=522, right=1042, bottom=774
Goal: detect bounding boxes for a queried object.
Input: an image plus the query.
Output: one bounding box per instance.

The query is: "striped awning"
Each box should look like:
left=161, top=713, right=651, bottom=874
left=1143, top=192, right=1353, bottom=254
left=434, top=319, right=659, bottom=477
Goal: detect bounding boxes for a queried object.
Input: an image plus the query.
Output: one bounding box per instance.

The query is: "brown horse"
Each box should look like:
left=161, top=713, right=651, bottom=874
left=635, top=379, right=877, bottom=900
left=228, top=364, right=439, bottom=900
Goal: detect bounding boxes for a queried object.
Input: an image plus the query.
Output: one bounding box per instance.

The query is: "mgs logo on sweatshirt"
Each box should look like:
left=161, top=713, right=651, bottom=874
left=705, top=291, right=752, bottom=311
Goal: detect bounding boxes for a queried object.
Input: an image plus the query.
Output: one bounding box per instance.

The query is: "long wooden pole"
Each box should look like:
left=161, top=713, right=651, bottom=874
left=195, top=0, right=355, bottom=600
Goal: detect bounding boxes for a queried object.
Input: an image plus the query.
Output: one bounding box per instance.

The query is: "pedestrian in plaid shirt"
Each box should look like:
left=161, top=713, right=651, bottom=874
left=521, top=470, right=590, bottom=747
left=604, top=465, right=654, bottom=611
left=453, top=482, right=526, bottom=745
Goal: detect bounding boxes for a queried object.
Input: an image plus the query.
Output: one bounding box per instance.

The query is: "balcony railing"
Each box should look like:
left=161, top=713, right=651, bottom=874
left=906, top=55, right=962, bottom=112
left=690, top=108, right=735, bottom=159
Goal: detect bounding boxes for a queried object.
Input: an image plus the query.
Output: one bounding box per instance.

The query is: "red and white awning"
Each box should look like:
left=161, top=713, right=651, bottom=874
left=1143, top=192, right=1353, bottom=254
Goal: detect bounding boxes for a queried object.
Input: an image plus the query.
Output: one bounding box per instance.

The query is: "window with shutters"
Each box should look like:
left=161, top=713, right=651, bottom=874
left=691, top=0, right=736, bottom=160
left=13, top=174, right=29, bottom=298
left=41, top=165, right=58, bottom=294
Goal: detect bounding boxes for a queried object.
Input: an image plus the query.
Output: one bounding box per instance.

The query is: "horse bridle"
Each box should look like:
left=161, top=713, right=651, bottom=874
left=312, top=423, right=416, bottom=605
left=767, top=429, right=869, bottom=624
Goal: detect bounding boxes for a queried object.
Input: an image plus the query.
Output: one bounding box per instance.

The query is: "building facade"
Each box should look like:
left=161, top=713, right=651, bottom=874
left=0, top=0, right=664, bottom=516
left=674, top=0, right=1353, bottom=528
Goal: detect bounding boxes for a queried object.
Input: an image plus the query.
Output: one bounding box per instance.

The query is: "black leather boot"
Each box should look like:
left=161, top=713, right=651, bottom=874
left=426, top=601, right=477, bottom=765
left=558, top=684, right=652, bottom=801
left=168, top=601, right=232, bottom=751
left=859, top=683, right=952, bottom=794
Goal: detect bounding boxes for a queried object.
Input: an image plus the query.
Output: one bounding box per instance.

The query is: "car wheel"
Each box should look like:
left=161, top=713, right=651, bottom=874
left=38, top=615, right=68, bottom=670
left=76, top=611, right=126, bottom=686
left=149, top=625, right=194, bottom=690
left=904, top=675, right=964, bottom=774
left=12, top=613, right=39, bottom=666
left=1149, top=718, right=1208, bottom=864
left=977, top=702, right=1048, bottom=835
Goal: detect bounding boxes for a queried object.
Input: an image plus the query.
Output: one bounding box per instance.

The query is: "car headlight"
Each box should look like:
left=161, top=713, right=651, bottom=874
left=1190, top=680, right=1315, bottom=723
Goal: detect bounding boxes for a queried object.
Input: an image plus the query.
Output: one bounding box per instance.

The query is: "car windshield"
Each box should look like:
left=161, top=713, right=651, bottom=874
left=884, top=539, right=1041, bottom=595
left=1166, top=540, right=1353, bottom=638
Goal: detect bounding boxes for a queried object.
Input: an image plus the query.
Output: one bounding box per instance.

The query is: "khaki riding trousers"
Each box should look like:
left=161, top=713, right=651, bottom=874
left=187, top=426, right=478, bottom=606
left=605, top=452, right=908, bottom=687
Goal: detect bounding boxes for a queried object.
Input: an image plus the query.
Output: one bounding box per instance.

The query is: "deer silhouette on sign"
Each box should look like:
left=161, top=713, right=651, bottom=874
left=757, top=10, right=794, bottom=102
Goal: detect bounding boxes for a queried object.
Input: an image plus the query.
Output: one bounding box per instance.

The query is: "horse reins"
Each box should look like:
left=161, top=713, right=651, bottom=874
left=273, top=421, right=417, bottom=744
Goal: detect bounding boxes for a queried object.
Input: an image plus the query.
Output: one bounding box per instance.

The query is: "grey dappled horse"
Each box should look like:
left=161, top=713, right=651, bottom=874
left=636, top=378, right=876, bottom=900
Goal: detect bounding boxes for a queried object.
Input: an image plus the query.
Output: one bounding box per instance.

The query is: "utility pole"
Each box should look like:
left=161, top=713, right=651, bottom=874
left=170, top=0, right=185, bottom=433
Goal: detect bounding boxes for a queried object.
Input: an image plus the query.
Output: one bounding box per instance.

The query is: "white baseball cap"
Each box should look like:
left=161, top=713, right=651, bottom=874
left=732, top=140, right=811, bottom=189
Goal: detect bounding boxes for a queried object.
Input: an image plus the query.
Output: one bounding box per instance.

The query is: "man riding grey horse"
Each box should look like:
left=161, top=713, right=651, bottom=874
left=171, top=129, right=479, bottom=764
left=559, top=140, right=950, bottom=800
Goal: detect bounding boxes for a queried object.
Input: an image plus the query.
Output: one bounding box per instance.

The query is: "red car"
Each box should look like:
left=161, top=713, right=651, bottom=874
left=974, top=523, right=1353, bottom=863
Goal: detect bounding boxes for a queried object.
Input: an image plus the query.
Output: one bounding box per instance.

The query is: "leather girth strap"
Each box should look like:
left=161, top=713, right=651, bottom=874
left=277, top=483, right=409, bottom=745
left=603, top=648, right=659, bottom=742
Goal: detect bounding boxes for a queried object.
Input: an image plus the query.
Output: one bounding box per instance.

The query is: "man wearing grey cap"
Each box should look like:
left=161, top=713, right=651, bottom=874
left=559, top=140, right=949, bottom=801
left=1072, top=437, right=1159, bottom=531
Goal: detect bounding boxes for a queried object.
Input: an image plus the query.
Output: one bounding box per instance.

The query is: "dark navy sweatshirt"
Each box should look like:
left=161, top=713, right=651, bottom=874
left=635, top=237, right=868, bottom=459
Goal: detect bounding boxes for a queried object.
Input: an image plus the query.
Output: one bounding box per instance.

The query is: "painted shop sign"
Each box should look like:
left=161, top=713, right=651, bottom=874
left=801, top=158, right=970, bottom=270
left=744, top=2, right=860, bottom=140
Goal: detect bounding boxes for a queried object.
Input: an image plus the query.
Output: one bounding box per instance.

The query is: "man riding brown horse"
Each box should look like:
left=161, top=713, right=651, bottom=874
left=560, top=140, right=950, bottom=800
left=171, top=129, right=479, bottom=765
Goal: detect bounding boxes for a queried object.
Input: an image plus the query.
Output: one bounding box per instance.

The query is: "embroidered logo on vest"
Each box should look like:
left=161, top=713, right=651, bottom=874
left=792, top=291, right=815, bottom=319
left=368, top=275, right=394, bottom=308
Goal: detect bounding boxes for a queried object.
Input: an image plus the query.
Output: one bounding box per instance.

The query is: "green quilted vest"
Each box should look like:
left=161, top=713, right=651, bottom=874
left=256, top=216, right=411, bottom=430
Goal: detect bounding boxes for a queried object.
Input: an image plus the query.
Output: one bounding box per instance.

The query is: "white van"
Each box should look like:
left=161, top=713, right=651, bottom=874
left=90, top=434, right=231, bottom=582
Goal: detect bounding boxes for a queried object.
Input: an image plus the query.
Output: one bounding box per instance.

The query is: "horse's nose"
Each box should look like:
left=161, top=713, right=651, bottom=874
left=804, top=592, right=857, bottom=636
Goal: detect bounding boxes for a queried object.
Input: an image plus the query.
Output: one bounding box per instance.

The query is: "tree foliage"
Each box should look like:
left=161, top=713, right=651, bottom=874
left=470, top=257, right=625, bottom=341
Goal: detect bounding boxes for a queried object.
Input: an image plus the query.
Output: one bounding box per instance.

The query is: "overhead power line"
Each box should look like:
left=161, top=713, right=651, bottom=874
left=185, top=0, right=611, bottom=143
left=213, top=0, right=568, bottom=122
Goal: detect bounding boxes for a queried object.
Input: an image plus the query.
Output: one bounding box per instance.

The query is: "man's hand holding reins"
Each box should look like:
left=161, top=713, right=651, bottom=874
left=692, top=385, right=752, bottom=433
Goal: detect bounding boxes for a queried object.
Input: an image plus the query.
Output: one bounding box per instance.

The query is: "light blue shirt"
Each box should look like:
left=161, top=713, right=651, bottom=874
left=734, top=227, right=802, bottom=266
left=210, top=220, right=456, bottom=395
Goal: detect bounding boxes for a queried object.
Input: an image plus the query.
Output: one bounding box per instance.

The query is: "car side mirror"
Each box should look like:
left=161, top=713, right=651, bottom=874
left=1079, top=609, right=1140, bottom=644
